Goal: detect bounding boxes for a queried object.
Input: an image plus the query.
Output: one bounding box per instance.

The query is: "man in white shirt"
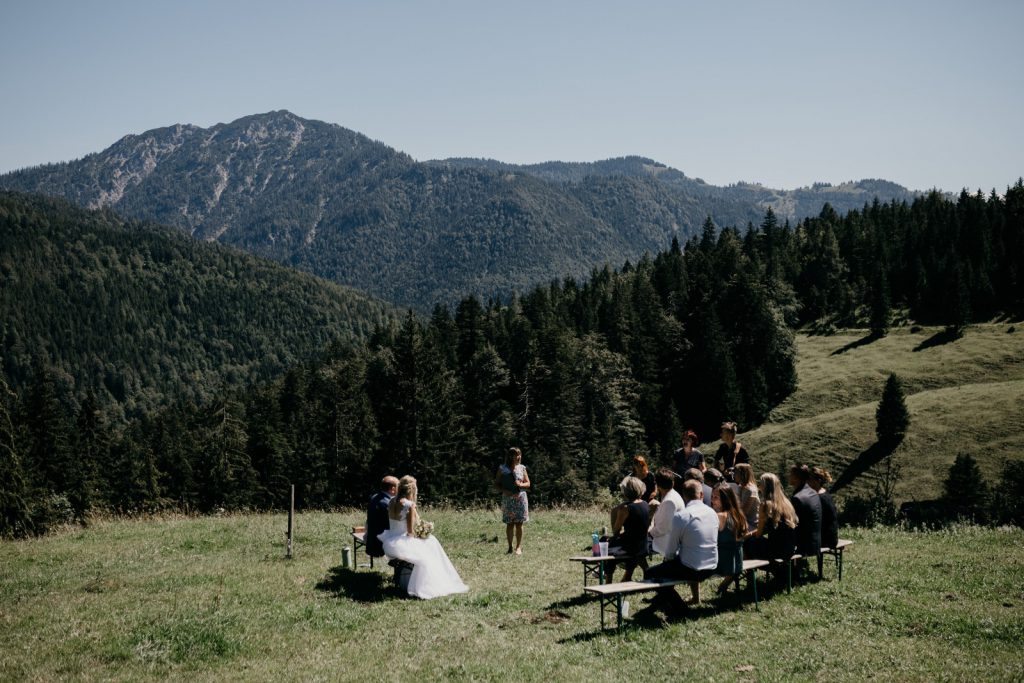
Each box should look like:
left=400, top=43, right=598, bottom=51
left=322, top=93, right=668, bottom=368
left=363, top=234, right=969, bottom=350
left=643, top=479, right=719, bottom=614
left=648, top=468, right=684, bottom=558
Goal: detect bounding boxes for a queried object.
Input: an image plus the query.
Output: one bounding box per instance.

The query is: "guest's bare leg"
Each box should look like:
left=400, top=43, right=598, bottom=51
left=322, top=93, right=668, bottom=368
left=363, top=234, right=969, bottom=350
left=506, top=524, right=514, bottom=553
left=514, top=523, right=523, bottom=554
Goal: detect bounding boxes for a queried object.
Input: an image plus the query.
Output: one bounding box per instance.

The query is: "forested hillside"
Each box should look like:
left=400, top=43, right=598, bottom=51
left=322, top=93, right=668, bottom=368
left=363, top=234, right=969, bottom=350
left=0, top=111, right=918, bottom=310
left=0, top=192, right=395, bottom=417
left=2, top=179, right=1021, bottom=537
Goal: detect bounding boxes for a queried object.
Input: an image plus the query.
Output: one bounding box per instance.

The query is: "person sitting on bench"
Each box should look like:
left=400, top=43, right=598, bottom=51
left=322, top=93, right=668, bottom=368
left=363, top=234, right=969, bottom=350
left=365, top=475, right=399, bottom=562
left=746, top=473, right=798, bottom=561
left=789, top=464, right=822, bottom=559
left=606, top=476, right=651, bottom=582
left=644, top=479, right=719, bottom=614
left=649, top=468, right=684, bottom=559
left=810, top=466, right=839, bottom=551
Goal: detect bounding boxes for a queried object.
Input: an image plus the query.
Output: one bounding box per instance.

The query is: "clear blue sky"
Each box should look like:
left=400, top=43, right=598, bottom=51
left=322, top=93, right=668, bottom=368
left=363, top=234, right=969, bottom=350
left=1, top=0, right=1021, bottom=192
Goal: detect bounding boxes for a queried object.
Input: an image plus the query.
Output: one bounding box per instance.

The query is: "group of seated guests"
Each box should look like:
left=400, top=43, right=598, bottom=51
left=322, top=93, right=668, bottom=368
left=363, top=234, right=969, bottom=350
left=603, top=450, right=839, bottom=614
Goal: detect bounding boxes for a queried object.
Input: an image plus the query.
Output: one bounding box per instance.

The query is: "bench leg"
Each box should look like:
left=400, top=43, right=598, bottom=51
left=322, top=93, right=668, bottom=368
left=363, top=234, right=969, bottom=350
left=616, top=595, right=624, bottom=632
left=838, top=548, right=844, bottom=581
left=353, top=543, right=358, bottom=570
left=817, top=552, right=824, bottom=579
left=748, top=570, right=759, bottom=610
left=787, top=561, right=793, bottom=594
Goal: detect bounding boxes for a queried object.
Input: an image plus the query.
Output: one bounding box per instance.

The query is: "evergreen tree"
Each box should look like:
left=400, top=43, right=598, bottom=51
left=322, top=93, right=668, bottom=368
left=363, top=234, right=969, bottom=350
left=0, top=373, right=33, bottom=537
left=942, top=453, right=989, bottom=522
left=875, top=373, right=910, bottom=445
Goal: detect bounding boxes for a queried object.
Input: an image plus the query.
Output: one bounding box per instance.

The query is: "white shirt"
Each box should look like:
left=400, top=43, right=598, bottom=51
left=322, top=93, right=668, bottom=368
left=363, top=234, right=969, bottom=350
left=664, top=499, right=719, bottom=571
left=649, top=487, right=684, bottom=558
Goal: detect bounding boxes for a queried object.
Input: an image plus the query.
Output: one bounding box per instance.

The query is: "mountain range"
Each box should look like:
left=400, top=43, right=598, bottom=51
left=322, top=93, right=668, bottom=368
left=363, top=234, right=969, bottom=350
left=0, top=111, right=918, bottom=309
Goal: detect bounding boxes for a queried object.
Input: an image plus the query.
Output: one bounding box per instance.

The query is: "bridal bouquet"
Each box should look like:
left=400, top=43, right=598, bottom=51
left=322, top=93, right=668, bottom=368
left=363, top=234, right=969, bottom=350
left=414, top=519, right=434, bottom=539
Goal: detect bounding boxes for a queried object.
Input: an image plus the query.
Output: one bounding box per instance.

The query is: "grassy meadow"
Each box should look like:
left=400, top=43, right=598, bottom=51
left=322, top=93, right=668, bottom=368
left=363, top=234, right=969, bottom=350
left=2, top=509, right=1023, bottom=682
left=740, top=324, right=1024, bottom=503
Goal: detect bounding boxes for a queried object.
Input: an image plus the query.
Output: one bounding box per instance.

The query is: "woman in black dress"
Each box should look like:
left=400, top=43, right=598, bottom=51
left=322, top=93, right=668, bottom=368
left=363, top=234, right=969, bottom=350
left=606, top=476, right=651, bottom=582
left=631, top=455, right=657, bottom=502
left=714, top=421, right=750, bottom=481
left=745, top=472, right=798, bottom=561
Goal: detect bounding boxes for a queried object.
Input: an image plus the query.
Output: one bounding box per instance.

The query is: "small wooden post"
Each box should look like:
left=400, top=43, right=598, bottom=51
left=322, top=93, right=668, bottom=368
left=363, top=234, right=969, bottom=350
left=286, top=484, right=295, bottom=559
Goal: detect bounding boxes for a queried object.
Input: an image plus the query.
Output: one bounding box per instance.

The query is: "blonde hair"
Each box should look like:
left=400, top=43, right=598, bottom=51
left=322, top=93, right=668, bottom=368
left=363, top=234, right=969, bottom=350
left=759, top=473, right=798, bottom=529
left=734, top=463, right=755, bottom=487
left=810, top=466, right=833, bottom=485
left=388, top=475, right=418, bottom=518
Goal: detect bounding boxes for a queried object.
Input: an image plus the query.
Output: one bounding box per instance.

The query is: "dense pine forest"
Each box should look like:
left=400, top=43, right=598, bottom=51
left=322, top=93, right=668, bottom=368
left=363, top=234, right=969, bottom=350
left=0, top=192, right=396, bottom=417
left=2, top=182, right=1022, bottom=537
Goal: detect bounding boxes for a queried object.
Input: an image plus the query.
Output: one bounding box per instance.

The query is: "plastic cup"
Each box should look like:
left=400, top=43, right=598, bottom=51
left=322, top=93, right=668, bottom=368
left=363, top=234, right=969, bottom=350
left=599, top=541, right=609, bottom=557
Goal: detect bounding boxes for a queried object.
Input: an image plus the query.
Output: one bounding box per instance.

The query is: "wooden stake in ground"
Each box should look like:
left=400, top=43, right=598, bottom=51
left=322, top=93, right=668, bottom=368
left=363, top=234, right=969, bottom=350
left=286, top=484, right=294, bottom=559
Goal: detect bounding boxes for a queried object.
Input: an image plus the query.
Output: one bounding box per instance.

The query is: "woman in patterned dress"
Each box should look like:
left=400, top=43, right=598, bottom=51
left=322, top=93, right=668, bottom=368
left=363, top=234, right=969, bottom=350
left=494, top=447, right=530, bottom=555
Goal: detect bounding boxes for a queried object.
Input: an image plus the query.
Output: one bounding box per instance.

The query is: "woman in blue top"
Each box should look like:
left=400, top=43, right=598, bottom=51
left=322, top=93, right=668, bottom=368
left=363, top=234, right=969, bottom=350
left=711, top=482, right=748, bottom=594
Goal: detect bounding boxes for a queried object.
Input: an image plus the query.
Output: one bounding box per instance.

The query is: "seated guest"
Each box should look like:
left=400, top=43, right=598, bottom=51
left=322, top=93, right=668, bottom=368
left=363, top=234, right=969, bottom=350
left=711, top=482, right=747, bottom=594
left=365, top=475, right=399, bottom=560
left=734, top=463, right=760, bottom=534
left=683, top=468, right=713, bottom=507
left=789, top=464, right=822, bottom=557
left=746, top=473, right=798, bottom=561
left=631, top=455, right=657, bottom=503
left=649, top=468, right=684, bottom=559
left=673, top=430, right=706, bottom=474
left=644, top=480, right=719, bottom=612
left=810, top=466, right=839, bottom=550
left=714, top=421, right=750, bottom=481
left=606, top=476, right=651, bottom=582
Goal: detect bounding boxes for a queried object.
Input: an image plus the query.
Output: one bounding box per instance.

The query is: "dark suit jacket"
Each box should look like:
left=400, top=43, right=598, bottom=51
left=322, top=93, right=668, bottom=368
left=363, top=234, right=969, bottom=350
left=790, top=484, right=823, bottom=556
left=365, top=491, right=392, bottom=557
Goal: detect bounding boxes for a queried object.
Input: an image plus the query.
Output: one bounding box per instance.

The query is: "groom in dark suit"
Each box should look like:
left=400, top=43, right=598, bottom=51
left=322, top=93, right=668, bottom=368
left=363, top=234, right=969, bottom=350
left=789, top=464, right=823, bottom=558
left=365, top=475, right=399, bottom=560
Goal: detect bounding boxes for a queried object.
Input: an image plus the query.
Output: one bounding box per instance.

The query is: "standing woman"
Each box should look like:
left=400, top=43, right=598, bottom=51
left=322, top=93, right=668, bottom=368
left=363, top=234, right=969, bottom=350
left=495, top=447, right=531, bottom=555
left=714, top=421, right=750, bottom=480
left=631, top=455, right=657, bottom=503
left=674, top=430, right=706, bottom=475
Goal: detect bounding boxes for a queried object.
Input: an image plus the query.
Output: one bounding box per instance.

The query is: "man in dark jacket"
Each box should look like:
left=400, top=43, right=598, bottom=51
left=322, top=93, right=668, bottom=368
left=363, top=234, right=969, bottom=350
left=789, top=464, right=822, bottom=558
left=365, top=475, right=399, bottom=559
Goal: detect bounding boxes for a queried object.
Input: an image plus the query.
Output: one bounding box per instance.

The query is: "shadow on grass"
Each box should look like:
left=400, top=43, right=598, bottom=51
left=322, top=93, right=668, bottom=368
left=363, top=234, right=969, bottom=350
left=314, top=565, right=400, bottom=603
left=913, top=326, right=962, bottom=352
left=557, top=577, right=793, bottom=641
left=545, top=593, right=593, bottom=610
left=830, top=331, right=883, bottom=356
left=831, top=441, right=898, bottom=493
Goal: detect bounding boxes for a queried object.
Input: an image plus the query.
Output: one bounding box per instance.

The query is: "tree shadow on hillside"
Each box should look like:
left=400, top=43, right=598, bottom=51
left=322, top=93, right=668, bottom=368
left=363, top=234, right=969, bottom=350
left=315, top=565, right=399, bottom=603
left=830, top=332, right=883, bottom=356
left=831, top=441, right=899, bottom=494
left=913, top=327, right=962, bottom=352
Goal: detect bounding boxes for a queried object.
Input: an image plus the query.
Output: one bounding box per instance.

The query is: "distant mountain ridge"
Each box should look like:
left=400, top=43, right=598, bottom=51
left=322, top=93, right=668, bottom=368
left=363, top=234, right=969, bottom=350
left=0, top=111, right=917, bottom=309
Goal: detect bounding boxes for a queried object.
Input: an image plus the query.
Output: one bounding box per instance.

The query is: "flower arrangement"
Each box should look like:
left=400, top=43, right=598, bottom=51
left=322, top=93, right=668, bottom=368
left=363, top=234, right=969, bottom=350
left=414, top=519, right=434, bottom=539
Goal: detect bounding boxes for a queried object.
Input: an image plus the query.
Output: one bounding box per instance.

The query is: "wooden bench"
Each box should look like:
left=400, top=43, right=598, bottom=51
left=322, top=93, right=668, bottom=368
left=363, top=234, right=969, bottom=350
left=736, top=558, right=770, bottom=608
left=818, top=539, right=854, bottom=580
left=769, top=554, right=804, bottom=593
left=351, top=526, right=372, bottom=569
left=569, top=555, right=615, bottom=587
left=584, top=579, right=689, bottom=631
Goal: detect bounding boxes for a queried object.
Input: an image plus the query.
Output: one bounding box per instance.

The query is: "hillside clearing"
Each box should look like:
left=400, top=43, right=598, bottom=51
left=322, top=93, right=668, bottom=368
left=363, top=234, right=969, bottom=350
left=1, top=511, right=1022, bottom=682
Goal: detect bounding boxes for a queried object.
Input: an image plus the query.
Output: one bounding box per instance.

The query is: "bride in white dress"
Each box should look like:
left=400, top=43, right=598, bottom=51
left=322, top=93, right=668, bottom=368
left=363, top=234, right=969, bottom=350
left=378, top=476, right=469, bottom=600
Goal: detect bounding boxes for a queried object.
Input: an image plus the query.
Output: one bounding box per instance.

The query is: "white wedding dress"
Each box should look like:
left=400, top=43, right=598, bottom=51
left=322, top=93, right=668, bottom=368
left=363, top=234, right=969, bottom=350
left=378, top=499, right=469, bottom=599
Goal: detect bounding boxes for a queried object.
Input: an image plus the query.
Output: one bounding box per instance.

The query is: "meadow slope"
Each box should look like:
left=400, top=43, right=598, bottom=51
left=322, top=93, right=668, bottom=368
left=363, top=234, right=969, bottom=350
left=738, top=324, right=1024, bottom=503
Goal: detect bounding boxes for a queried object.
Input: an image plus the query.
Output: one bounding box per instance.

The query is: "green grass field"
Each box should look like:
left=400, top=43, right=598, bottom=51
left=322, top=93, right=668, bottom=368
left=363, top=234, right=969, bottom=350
left=739, top=324, right=1024, bottom=503
left=2, top=510, right=1022, bottom=682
